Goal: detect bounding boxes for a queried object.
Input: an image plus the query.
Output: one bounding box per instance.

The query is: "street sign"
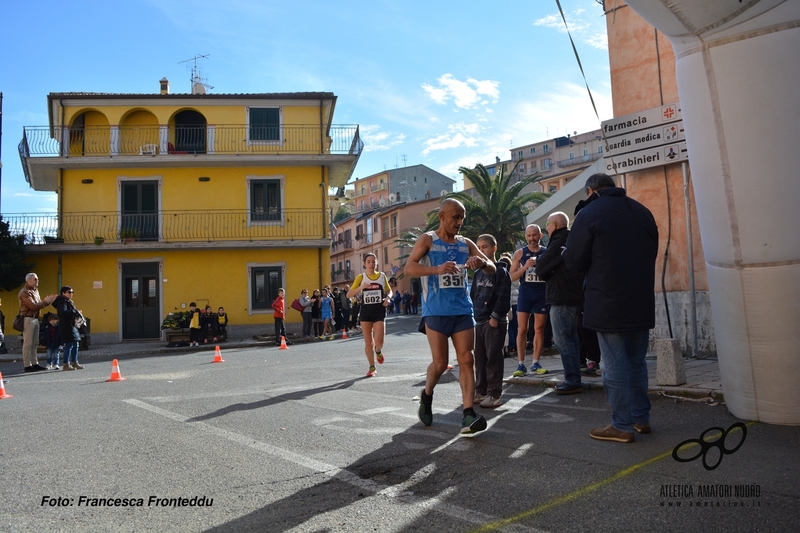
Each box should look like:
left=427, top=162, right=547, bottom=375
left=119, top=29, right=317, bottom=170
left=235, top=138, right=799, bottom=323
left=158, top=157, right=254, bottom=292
left=602, top=102, right=682, bottom=138
left=605, top=142, right=688, bottom=175
left=602, top=102, right=686, bottom=174
left=604, top=121, right=685, bottom=157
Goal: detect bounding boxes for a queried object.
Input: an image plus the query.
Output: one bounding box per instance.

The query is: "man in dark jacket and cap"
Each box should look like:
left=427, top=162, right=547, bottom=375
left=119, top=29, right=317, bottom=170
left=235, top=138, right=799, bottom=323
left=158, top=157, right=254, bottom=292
left=535, top=211, right=585, bottom=395
left=563, top=173, right=658, bottom=443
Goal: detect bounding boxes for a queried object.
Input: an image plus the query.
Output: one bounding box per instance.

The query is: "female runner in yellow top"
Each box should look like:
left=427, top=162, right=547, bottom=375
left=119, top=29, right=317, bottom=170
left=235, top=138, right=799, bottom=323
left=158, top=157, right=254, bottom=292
left=347, top=253, right=393, bottom=377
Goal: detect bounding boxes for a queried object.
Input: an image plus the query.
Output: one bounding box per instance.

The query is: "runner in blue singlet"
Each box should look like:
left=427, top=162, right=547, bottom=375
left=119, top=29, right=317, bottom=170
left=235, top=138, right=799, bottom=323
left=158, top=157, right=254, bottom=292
left=510, top=224, right=550, bottom=376
left=404, top=198, right=495, bottom=435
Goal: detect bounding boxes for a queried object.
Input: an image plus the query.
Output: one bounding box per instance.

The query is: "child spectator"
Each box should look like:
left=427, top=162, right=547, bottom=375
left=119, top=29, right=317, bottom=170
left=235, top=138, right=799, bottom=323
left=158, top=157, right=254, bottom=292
left=201, top=305, right=215, bottom=343
left=271, top=289, right=293, bottom=346
left=310, top=289, right=323, bottom=337
left=188, top=302, right=202, bottom=347
left=215, top=306, right=228, bottom=340
left=41, top=314, right=61, bottom=370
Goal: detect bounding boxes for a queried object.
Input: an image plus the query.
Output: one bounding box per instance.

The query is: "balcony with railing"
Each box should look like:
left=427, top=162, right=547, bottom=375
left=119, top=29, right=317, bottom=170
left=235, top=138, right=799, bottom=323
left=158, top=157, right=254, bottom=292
left=331, top=238, right=354, bottom=254
left=331, top=269, right=356, bottom=283
left=3, top=209, right=326, bottom=246
left=370, top=182, right=388, bottom=192
left=18, top=124, right=363, bottom=190
left=20, top=124, right=362, bottom=158
left=556, top=152, right=602, bottom=168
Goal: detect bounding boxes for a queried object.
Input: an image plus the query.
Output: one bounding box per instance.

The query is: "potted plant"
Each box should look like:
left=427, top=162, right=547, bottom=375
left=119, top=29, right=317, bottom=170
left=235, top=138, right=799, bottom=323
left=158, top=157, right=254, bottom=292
left=119, top=227, right=140, bottom=243
left=94, top=236, right=105, bottom=245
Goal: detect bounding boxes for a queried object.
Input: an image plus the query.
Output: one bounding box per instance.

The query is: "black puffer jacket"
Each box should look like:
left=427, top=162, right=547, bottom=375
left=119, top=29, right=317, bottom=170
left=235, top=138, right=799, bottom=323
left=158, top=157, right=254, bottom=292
left=53, top=295, right=81, bottom=344
left=535, top=226, right=583, bottom=306
left=562, top=187, right=658, bottom=332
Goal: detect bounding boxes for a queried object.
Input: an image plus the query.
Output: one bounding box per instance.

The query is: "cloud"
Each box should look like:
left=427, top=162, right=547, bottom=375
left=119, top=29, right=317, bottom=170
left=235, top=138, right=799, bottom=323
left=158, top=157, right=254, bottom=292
left=421, top=132, right=478, bottom=156
left=422, top=74, right=500, bottom=109
left=359, top=125, right=406, bottom=152
left=533, top=7, right=607, bottom=50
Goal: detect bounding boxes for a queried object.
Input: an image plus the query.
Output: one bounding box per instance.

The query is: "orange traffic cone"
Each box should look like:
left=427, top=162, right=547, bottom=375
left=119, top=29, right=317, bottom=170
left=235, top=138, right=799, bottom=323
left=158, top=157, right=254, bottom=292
left=212, top=345, right=225, bottom=363
left=105, top=359, right=127, bottom=382
left=341, top=329, right=348, bottom=339
left=0, top=372, right=12, bottom=399
left=279, top=336, right=289, bottom=350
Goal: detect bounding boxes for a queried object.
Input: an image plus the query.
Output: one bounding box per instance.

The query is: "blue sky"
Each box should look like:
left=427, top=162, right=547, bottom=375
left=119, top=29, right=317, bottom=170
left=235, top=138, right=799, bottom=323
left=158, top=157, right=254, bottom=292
left=0, top=0, right=611, bottom=213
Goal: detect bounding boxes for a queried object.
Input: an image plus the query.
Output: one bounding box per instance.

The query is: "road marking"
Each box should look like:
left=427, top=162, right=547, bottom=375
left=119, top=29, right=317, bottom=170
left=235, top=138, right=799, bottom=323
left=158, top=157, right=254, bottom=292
left=123, top=398, right=543, bottom=533
left=430, top=388, right=555, bottom=454
left=356, top=406, right=405, bottom=415
left=471, top=422, right=758, bottom=532
left=509, top=443, right=533, bottom=459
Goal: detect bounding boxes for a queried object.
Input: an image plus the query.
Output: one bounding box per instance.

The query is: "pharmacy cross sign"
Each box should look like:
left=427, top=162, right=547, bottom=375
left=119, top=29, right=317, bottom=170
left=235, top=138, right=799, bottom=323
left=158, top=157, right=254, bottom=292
left=662, top=105, right=677, bottom=120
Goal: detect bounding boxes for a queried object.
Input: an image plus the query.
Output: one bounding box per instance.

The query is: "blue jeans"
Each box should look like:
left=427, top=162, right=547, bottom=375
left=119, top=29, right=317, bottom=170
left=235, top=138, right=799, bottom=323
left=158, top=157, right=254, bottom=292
left=550, top=305, right=582, bottom=386
left=46, top=346, right=60, bottom=366
left=597, top=330, right=651, bottom=433
left=63, top=341, right=79, bottom=365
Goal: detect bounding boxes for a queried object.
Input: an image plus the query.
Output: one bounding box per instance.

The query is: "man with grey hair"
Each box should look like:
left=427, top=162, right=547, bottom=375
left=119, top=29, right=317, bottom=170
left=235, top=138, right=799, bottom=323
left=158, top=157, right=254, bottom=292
left=17, top=273, right=57, bottom=372
left=535, top=211, right=585, bottom=394
left=563, top=174, right=658, bottom=443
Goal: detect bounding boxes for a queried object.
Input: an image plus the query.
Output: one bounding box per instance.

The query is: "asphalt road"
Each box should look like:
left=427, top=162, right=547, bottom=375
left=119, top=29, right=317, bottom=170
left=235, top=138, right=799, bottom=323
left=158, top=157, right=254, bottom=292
left=1, top=315, right=798, bottom=532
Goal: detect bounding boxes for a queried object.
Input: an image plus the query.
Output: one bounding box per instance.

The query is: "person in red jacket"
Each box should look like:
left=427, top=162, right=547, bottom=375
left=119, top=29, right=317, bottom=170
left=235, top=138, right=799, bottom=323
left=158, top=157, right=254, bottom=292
left=271, top=289, right=293, bottom=346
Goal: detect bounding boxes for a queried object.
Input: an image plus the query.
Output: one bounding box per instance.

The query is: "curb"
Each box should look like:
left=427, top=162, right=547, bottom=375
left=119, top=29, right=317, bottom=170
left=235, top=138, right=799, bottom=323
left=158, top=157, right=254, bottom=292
left=504, top=375, right=723, bottom=401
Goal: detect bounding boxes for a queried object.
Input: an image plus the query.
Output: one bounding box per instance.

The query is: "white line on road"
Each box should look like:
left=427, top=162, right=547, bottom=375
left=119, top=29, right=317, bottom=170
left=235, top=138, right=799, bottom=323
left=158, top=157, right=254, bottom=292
left=123, top=398, right=544, bottom=533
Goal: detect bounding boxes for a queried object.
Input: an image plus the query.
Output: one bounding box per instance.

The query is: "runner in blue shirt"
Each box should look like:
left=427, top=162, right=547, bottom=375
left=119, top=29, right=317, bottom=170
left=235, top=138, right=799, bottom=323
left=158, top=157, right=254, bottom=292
left=404, top=198, right=495, bottom=435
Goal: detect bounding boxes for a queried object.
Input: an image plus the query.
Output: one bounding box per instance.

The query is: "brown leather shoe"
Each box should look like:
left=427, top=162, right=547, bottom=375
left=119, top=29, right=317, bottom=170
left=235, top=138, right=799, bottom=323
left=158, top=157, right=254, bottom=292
left=590, top=424, right=634, bottom=443
left=62, top=363, right=75, bottom=371
left=633, top=423, right=651, bottom=434
left=72, top=362, right=85, bottom=370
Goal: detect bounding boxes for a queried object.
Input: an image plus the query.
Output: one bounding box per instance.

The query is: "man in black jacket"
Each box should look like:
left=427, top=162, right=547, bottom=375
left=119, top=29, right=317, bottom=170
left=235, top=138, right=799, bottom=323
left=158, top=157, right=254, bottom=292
left=535, top=212, right=585, bottom=395
left=563, top=173, right=658, bottom=444
left=471, top=234, right=511, bottom=409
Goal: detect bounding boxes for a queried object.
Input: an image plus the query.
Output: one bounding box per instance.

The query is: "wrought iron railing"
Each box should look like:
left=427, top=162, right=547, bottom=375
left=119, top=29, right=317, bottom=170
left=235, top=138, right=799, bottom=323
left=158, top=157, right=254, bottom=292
left=331, top=239, right=354, bottom=253
left=3, top=209, right=325, bottom=244
left=19, top=124, right=363, bottom=158
left=331, top=270, right=356, bottom=282
left=556, top=152, right=602, bottom=168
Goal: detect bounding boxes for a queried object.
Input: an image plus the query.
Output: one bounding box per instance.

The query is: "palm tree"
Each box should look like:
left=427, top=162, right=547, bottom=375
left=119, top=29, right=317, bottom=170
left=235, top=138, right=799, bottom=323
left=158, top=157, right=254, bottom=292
left=445, top=163, right=549, bottom=255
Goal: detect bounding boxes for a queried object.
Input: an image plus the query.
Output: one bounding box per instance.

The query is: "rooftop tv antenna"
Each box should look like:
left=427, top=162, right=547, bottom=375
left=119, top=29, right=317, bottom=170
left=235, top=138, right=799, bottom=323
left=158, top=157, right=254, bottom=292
left=179, top=54, right=214, bottom=94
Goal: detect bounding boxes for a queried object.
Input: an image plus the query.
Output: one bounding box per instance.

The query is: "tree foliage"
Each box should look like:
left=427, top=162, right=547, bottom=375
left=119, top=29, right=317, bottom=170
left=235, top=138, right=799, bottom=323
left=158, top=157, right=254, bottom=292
left=333, top=204, right=351, bottom=225
left=0, top=216, right=35, bottom=292
left=445, top=163, right=550, bottom=255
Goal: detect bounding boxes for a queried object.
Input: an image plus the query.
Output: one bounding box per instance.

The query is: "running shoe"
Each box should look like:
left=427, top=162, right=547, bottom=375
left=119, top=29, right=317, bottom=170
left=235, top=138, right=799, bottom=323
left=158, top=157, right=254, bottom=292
left=366, top=366, right=376, bottom=377
left=474, top=392, right=486, bottom=403
left=512, top=363, right=527, bottom=377
left=461, top=413, right=487, bottom=434
left=532, top=362, right=548, bottom=375
left=582, top=361, right=599, bottom=376
left=376, top=351, right=384, bottom=365
left=418, top=389, right=433, bottom=426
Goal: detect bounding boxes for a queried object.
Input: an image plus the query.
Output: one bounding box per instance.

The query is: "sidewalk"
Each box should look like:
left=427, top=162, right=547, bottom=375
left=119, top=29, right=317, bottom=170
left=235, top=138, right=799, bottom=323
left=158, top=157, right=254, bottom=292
left=507, top=350, right=723, bottom=401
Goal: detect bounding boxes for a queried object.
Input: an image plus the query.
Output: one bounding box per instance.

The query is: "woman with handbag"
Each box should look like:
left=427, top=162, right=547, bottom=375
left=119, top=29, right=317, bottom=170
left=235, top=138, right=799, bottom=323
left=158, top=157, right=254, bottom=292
left=297, top=289, right=313, bottom=338
left=54, top=286, right=84, bottom=370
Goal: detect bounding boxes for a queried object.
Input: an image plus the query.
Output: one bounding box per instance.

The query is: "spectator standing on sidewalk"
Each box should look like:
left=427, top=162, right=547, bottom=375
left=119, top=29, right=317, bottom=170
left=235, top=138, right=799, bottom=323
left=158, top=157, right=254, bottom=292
left=340, top=285, right=352, bottom=335
left=188, top=302, right=202, bottom=347
left=41, top=314, right=61, bottom=370
left=54, top=286, right=84, bottom=370
left=299, top=289, right=313, bottom=338
left=18, top=273, right=57, bottom=372
left=318, top=288, right=336, bottom=340
left=310, top=289, right=323, bottom=337
left=535, top=212, right=585, bottom=395
left=563, top=173, right=658, bottom=443
left=471, top=234, right=511, bottom=409
left=271, top=288, right=293, bottom=346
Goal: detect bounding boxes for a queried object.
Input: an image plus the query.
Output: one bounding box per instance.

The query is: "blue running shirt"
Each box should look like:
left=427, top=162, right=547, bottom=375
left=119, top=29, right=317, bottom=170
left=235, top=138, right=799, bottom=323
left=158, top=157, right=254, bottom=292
left=419, top=231, right=474, bottom=317
left=518, top=246, right=547, bottom=295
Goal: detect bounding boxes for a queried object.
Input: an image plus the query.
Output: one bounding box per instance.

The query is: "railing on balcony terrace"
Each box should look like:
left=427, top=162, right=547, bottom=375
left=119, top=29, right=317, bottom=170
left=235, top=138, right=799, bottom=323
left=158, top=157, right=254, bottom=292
left=556, top=152, right=602, bottom=168
left=19, top=125, right=363, bottom=158
left=331, top=270, right=356, bottom=283
left=3, top=209, right=325, bottom=245
left=331, top=239, right=354, bottom=254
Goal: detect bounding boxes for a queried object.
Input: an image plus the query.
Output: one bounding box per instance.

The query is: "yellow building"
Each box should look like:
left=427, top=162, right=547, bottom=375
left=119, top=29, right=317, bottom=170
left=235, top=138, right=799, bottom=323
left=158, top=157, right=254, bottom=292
left=7, top=80, right=362, bottom=343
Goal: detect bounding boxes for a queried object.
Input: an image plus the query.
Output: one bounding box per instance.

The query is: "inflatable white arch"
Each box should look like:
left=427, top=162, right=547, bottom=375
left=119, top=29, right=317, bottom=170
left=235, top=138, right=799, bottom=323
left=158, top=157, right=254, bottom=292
left=623, top=0, right=800, bottom=424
